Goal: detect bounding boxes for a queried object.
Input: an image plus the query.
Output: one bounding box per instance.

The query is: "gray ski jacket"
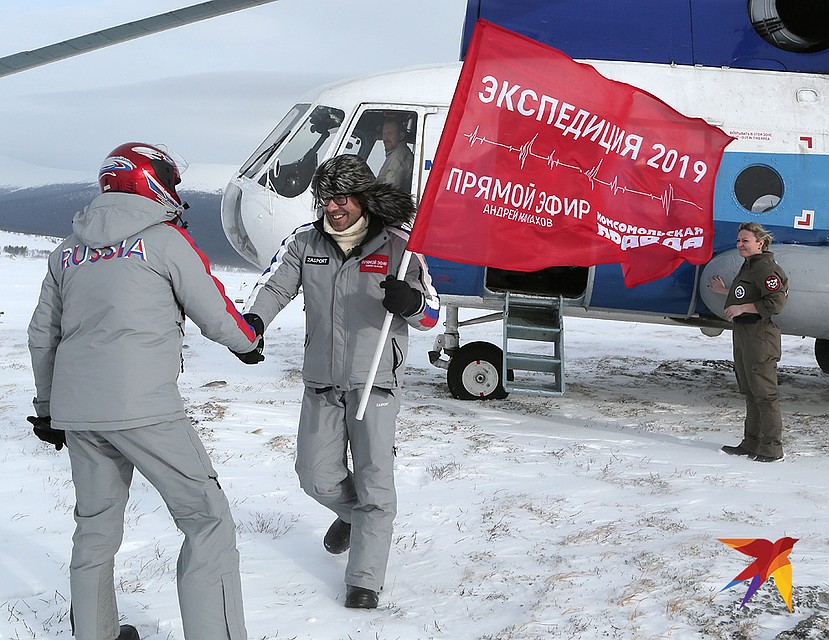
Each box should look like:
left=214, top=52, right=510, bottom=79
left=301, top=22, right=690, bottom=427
left=28, top=192, right=259, bottom=430
left=244, top=215, right=440, bottom=391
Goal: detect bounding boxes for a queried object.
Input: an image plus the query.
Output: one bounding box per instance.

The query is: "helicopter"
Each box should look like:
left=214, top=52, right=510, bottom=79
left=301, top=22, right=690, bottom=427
left=219, top=0, right=829, bottom=399
left=2, top=0, right=828, bottom=400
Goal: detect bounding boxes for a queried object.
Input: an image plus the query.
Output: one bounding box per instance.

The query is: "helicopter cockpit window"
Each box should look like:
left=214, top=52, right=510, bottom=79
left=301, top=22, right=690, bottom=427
left=260, top=105, right=345, bottom=198
left=346, top=109, right=417, bottom=194
left=239, top=103, right=310, bottom=178
left=734, top=165, right=784, bottom=213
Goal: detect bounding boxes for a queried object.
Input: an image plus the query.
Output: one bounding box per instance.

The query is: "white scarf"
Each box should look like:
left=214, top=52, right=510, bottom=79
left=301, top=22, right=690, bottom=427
left=323, top=213, right=369, bottom=256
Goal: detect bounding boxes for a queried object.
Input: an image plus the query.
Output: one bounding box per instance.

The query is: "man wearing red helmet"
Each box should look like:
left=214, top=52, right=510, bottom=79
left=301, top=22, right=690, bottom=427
left=27, top=143, right=263, bottom=640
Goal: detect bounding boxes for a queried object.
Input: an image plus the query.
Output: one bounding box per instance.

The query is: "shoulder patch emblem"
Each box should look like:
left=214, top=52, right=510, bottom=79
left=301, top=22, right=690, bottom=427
left=765, top=275, right=781, bottom=291
left=734, top=285, right=746, bottom=299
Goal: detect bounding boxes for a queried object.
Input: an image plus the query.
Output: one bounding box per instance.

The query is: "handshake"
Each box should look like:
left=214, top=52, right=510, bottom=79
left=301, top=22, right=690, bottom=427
left=231, top=313, right=266, bottom=365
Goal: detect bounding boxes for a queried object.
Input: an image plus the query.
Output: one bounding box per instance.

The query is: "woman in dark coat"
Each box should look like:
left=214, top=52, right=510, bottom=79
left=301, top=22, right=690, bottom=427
left=708, top=221, right=788, bottom=462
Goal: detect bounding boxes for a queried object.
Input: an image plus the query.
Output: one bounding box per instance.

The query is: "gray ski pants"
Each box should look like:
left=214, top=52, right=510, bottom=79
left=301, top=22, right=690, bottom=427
left=66, top=418, right=246, bottom=640
left=295, top=386, right=399, bottom=592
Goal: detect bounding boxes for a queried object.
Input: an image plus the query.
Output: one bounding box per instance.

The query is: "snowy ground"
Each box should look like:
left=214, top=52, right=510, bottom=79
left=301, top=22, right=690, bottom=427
left=1, top=230, right=828, bottom=640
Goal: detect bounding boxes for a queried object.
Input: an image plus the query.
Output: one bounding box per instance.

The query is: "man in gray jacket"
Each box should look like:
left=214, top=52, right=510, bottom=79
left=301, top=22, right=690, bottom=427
left=244, top=154, right=439, bottom=609
left=27, top=142, right=263, bottom=640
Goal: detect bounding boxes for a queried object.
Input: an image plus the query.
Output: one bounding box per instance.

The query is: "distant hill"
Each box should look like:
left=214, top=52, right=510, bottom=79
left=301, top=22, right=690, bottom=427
left=0, top=184, right=253, bottom=269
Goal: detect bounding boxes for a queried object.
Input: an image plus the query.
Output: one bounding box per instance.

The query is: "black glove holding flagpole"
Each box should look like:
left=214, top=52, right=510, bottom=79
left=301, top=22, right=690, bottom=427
left=379, top=275, right=423, bottom=316
left=357, top=253, right=415, bottom=420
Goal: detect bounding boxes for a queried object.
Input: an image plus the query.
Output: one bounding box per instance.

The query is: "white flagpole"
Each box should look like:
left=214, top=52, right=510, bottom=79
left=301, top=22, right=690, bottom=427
left=356, top=250, right=413, bottom=420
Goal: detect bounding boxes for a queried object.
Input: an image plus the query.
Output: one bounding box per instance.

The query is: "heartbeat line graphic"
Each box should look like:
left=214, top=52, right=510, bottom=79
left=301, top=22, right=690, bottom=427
left=463, top=125, right=702, bottom=217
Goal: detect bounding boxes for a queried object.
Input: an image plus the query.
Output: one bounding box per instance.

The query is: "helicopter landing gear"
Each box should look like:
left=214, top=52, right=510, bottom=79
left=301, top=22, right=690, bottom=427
left=446, top=341, right=509, bottom=400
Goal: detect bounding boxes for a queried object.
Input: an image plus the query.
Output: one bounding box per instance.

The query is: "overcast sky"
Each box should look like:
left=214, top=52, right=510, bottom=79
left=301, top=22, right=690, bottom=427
left=0, top=0, right=469, bottom=187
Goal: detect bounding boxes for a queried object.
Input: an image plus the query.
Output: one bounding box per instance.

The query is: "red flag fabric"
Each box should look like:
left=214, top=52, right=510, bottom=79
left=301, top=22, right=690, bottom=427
left=407, top=20, right=734, bottom=287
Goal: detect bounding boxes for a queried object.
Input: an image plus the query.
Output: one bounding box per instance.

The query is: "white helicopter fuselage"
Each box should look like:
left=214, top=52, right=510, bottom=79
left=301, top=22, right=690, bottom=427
left=220, top=0, right=829, bottom=396
left=221, top=63, right=461, bottom=269
left=221, top=59, right=829, bottom=338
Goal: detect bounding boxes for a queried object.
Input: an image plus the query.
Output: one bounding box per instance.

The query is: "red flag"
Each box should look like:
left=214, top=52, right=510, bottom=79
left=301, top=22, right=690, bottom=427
left=407, top=20, right=734, bottom=287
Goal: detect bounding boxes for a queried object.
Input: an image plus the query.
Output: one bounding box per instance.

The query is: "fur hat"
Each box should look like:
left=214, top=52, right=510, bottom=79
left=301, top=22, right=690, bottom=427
left=312, top=154, right=376, bottom=201
left=312, top=154, right=416, bottom=227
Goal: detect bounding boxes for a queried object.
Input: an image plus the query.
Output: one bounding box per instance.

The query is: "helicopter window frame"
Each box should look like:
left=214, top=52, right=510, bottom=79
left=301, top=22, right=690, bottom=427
left=732, top=163, right=785, bottom=215
left=239, top=103, right=310, bottom=178
left=259, top=104, right=346, bottom=199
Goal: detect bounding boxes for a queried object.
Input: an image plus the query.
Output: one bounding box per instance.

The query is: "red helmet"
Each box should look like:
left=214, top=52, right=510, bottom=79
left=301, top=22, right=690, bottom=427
left=98, top=142, right=186, bottom=210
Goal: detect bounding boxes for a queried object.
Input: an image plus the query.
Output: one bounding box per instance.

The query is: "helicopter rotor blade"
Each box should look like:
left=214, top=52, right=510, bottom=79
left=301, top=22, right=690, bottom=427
left=0, top=0, right=279, bottom=78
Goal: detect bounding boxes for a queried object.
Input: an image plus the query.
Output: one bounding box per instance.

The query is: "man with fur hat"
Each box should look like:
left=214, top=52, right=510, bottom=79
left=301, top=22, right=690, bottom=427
left=242, top=154, right=439, bottom=608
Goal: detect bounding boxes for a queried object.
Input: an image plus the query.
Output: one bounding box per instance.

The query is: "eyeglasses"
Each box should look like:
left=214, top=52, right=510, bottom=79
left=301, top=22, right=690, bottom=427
left=317, top=194, right=350, bottom=207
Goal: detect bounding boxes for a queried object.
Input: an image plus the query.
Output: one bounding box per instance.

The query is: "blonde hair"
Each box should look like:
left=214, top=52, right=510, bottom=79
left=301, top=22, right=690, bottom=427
left=738, top=221, right=773, bottom=251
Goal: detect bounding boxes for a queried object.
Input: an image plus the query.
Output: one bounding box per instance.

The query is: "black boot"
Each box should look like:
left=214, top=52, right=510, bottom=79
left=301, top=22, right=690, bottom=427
left=721, top=444, right=752, bottom=456
left=324, top=518, right=351, bottom=554
left=345, top=585, right=379, bottom=609
left=116, top=625, right=140, bottom=640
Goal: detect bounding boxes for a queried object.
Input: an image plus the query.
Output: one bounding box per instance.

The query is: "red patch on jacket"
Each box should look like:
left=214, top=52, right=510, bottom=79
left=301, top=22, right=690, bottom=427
left=360, top=254, right=389, bottom=274
left=765, top=275, right=782, bottom=291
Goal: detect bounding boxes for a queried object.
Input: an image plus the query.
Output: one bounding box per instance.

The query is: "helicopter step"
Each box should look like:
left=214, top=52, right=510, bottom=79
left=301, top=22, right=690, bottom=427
left=502, top=292, right=565, bottom=396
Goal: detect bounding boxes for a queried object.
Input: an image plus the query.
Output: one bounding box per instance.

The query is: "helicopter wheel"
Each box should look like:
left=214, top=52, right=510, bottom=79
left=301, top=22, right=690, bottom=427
left=815, top=338, right=829, bottom=374
left=446, top=341, right=509, bottom=400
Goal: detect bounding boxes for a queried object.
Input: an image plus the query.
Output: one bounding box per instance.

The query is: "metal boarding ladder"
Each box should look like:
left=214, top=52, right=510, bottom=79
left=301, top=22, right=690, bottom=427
left=502, top=291, right=564, bottom=395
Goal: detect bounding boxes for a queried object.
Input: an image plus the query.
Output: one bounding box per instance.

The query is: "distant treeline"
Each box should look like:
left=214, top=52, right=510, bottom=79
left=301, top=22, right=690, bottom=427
left=0, top=184, right=252, bottom=269
left=4, top=245, right=51, bottom=259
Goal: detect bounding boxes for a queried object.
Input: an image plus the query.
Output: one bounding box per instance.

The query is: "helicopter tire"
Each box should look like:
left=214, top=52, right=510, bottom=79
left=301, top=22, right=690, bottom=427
left=815, top=338, right=829, bottom=374
left=446, top=341, right=509, bottom=400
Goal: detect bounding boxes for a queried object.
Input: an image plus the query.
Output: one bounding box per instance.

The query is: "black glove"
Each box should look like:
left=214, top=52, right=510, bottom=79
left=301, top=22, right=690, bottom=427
left=379, top=275, right=423, bottom=316
left=231, top=313, right=265, bottom=364
left=27, top=416, right=66, bottom=451
left=244, top=312, right=265, bottom=336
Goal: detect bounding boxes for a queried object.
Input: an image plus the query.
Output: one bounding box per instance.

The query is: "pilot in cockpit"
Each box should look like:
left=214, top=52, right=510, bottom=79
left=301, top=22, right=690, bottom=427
left=376, top=117, right=414, bottom=192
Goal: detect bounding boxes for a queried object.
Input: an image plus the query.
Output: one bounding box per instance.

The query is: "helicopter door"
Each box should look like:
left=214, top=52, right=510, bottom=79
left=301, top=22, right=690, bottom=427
left=419, top=108, right=448, bottom=203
